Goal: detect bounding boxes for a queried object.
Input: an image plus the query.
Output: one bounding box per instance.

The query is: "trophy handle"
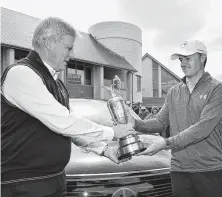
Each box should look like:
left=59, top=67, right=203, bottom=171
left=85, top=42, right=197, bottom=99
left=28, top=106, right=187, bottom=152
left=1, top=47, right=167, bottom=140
left=102, top=85, right=110, bottom=92
left=107, top=101, right=117, bottom=125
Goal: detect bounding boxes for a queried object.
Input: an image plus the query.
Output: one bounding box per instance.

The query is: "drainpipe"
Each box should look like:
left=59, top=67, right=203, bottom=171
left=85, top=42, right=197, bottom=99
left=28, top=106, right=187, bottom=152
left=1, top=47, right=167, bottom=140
left=131, top=71, right=134, bottom=105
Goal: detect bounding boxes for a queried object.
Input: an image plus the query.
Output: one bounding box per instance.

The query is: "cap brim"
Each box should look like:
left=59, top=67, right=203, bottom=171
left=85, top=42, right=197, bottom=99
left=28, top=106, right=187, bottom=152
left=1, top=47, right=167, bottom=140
left=171, top=49, right=196, bottom=60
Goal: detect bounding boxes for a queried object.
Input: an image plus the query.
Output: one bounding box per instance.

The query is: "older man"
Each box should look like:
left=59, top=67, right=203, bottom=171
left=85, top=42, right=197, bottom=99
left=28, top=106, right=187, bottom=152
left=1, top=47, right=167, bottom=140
left=127, top=40, right=222, bottom=197
left=1, top=17, right=133, bottom=197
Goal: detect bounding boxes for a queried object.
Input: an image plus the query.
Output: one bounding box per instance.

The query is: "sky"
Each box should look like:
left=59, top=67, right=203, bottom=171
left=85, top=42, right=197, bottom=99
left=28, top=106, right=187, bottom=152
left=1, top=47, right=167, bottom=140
left=1, top=0, right=222, bottom=80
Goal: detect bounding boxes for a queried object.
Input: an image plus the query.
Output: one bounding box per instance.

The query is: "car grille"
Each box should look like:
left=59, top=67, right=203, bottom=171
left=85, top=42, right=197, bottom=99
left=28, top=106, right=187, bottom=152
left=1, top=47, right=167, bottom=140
left=138, top=174, right=172, bottom=197
left=66, top=169, right=173, bottom=197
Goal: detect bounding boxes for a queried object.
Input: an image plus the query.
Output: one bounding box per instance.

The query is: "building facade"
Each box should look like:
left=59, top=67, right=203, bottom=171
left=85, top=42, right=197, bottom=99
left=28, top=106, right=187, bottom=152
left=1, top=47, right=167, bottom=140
left=142, top=53, right=181, bottom=107
left=1, top=8, right=139, bottom=103
left=1, top=7, right=180, bottom=107
left=89, top=21, right=143, bottom=102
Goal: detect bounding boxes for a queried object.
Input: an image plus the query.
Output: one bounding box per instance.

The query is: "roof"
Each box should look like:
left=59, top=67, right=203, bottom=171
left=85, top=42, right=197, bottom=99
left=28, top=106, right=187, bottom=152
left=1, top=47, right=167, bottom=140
left=142, top=53, right=181, bottom=81
left=1, top=7, right=41, bottom=50
left=1, top=7, right=136, bottom=72
left=73, top=32, right=137, bottom=71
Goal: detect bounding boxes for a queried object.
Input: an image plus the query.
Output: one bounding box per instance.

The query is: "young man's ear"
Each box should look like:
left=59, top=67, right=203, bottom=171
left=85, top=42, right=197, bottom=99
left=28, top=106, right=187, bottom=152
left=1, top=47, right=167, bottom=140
left=200, top=53, right=207, bottom=63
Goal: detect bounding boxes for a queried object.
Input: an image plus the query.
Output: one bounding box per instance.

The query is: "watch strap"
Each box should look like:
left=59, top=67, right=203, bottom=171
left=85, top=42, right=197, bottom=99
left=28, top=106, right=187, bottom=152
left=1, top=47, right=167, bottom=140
left=101, top=144, right=109, bottom=156
left=164, top=138, right=171, bottom=150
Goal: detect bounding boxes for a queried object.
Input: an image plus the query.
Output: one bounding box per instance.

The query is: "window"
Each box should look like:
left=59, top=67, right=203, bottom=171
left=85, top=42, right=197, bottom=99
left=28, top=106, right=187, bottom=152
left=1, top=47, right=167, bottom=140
left=161, top=68, right=180, bottom=97
left=104, top=67, right=126, bottom=89
left=136, top=75, right=141, bottom=92
left=85, top=67, right=92, bottom=85
left=67, top=63, right=91, bottom=85
left=152, top=60, right=159, bottom=97
left=153, top=89, right=159, bottom=97
left=67, top=72, right=82, bottom=84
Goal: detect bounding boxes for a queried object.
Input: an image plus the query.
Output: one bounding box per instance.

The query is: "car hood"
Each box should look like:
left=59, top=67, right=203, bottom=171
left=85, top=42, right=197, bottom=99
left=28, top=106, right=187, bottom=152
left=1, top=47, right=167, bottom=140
left=65, top=99, right=171, bottom=174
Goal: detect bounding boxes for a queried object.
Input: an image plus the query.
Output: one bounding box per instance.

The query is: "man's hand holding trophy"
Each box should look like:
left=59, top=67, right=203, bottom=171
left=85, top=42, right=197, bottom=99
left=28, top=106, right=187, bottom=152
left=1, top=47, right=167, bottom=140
left=103, top=75, right=145, bottom=163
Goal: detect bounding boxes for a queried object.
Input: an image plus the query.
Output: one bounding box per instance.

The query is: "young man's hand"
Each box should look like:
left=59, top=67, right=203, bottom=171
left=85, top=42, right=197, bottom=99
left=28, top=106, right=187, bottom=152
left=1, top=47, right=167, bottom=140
left=126, top=106, right=138, bottom=128
left=136, top=138, right=166, bottom=156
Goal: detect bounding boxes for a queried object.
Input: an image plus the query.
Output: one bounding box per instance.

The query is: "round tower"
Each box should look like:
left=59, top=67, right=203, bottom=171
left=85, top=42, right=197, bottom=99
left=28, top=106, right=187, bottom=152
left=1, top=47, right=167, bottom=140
left=89, top=21, right=142, bottom=102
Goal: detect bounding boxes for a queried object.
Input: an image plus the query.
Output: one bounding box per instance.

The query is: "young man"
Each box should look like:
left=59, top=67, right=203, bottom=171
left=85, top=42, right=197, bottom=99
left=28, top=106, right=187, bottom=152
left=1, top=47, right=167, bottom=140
left=1, top=17, right=134, bottom=197
left=128, top=40, right=222, bottom=197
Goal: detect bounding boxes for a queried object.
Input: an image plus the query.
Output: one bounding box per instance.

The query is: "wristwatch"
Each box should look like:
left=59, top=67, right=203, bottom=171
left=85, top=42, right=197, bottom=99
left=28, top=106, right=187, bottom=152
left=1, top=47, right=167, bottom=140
left=101, top=144, right=109, bottom=156
left=164, top=138, right=171, bottom=150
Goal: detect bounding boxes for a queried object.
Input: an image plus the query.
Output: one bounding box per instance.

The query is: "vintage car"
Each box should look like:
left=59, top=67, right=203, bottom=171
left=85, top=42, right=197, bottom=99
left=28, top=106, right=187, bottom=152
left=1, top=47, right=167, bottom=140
left=65, top=99, right=172, bottom=197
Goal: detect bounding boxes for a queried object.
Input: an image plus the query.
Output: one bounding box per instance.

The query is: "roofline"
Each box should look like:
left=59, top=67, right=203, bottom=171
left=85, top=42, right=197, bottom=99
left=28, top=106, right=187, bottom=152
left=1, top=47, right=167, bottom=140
left=71, top=58, right=137, bottom=72
left=1, top=8, right=137, bottom=73
left=90, top=34, right=127, bottom=62
left=142, top=53, right=181, bottom=81
left=1, top=7, right=42, bottom=21
left=89, top=21, right=142, bottom=32
left=89, top=34, right=137, bottom=72
left=1, top=43, right=136, bottom=72
left=1, top=43, right=31, bottom=51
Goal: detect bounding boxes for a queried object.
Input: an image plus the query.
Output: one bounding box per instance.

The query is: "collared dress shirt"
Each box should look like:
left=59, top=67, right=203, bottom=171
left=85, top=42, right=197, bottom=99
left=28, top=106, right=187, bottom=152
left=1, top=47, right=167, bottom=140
left=2, top=62, right=114, bottom=155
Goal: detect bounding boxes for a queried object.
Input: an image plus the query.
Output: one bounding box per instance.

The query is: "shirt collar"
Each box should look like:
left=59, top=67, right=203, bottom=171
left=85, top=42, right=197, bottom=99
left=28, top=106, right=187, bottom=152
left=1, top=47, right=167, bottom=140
left=43, top=61, right=59, bottom=80
left=186, top=78, right=196, bottom=93
left=185, top=72, right=205, bottom=86
left=186, top=77, right=196, bottom=86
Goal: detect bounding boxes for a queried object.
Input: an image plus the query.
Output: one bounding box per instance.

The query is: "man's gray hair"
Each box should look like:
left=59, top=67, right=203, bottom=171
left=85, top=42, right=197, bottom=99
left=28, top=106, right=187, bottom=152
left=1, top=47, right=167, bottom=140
left=32, top=17, right=76, bottom=49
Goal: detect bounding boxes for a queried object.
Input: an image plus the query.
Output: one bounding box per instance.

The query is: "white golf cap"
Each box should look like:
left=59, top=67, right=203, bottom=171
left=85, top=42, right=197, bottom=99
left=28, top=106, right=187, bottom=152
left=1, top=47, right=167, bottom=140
left=171, top=40, right=207, bottom=60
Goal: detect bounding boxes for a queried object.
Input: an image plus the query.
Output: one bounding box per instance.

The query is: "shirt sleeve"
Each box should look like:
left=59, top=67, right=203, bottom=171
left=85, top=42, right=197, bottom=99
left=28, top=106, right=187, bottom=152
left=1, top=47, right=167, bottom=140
left=135, top=96, right=170, bottom=134
left=169, top=83, right=222, bottom=152
left=2, top=65, right=114, bottom=155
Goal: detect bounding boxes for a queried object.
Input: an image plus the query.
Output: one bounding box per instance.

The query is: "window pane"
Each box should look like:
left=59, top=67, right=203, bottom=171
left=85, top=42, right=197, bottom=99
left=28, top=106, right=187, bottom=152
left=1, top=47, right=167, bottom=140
left=153, top=89, right=159, bottom=97
left=85, top=67, right=91, bottom=85
left=161, top=68, right=180, bottom=96
left=67, top=68, right=81, bottom=84
left=152, top=60, right=159, bottom=93
left=137, top=75, right=141, bottom=91
left=67, top=64, right=84, bottom=85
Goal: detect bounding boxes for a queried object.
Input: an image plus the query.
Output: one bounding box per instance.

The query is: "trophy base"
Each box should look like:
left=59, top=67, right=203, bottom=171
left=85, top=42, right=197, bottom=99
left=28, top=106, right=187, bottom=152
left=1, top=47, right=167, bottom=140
left=117, top=136, right=146, bottom=160
left=117, top=147, right=146, bottom=161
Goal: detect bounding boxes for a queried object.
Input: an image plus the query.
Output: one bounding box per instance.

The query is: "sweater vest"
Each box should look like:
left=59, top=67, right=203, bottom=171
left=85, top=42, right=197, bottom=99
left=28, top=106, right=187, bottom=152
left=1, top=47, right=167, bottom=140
left=1, top=50, right=71, bottom=182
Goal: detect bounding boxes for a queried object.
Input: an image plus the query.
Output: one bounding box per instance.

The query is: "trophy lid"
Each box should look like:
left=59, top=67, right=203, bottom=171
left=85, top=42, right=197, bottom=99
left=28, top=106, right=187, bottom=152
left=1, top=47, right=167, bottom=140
left=103, top=75, right=122, bottom=98
left=109, top=88, right=117, bottom=98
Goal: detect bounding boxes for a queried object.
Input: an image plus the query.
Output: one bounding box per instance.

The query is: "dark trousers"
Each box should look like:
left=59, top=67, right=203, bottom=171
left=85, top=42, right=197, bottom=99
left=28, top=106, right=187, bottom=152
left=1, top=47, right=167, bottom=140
left=1, top=173, right=66, bottom=197
left=171, top=170, right=222, bottom=197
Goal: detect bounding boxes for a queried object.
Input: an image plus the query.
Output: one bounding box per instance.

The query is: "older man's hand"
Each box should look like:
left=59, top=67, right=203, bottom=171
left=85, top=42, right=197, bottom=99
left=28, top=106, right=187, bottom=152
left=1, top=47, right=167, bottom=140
left=103, top=144, right=131, bottom=164
left=103, top=145, right=120, bottom=164
left=113, top=125, right=135, bottom=139
left=112, top=107, right=139, bottom=139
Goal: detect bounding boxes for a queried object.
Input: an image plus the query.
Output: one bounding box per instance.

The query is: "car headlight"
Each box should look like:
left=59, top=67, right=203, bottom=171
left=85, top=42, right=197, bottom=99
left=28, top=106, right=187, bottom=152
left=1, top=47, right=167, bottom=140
left=83, top=191, right=89, bottom=197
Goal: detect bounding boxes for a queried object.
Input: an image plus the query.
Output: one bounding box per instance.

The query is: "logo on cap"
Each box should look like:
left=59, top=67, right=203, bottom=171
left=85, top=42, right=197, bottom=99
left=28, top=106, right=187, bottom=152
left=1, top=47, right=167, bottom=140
left=181, top=41, right=188, bottom=48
